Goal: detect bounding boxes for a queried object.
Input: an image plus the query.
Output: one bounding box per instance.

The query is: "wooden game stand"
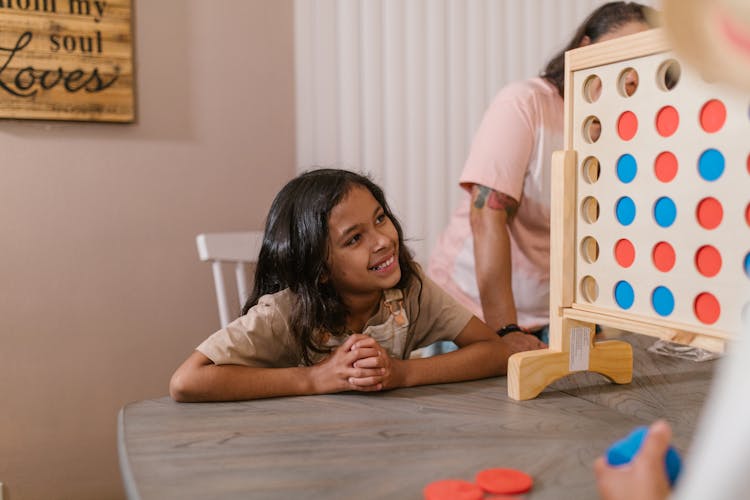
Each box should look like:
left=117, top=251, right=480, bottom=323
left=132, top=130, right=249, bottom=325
left=506, top=29, right=743, bottom=401
left=507, top=150, right=726, bottom=401
left=506, top=317, right=633, bottom=402
left=507, top=150, right=632, bottom=401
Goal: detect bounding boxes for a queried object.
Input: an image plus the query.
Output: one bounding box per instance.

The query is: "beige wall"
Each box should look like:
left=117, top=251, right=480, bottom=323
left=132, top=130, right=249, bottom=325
left=0, top=1, right=295, bottom=498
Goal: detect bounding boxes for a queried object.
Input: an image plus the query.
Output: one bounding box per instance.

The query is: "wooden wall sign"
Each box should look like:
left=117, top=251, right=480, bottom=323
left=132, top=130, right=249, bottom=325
left=0, top=0, right=134, bottom=122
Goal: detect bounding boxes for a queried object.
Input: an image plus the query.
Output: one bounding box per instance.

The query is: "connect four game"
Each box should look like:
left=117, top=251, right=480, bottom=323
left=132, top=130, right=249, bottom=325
left=508, top=29, right=750, bottom=400
left=573, top=39, right=750, bottom=337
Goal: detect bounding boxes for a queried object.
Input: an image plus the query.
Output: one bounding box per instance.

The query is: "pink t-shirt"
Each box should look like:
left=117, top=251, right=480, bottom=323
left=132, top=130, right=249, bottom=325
left=428, top=77, right=563, bottom=329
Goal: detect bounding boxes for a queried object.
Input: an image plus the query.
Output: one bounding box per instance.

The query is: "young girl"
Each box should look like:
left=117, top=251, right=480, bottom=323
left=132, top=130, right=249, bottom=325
left=170, top=169, right=545, bottom=402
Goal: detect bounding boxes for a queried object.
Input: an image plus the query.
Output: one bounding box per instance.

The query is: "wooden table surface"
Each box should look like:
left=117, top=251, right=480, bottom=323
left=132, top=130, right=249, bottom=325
left=118, top=333, right=717, bottom=499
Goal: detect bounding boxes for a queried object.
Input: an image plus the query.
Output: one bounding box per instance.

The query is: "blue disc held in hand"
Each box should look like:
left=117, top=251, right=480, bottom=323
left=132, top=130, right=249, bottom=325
left=606, top=426, right=682, bottom=486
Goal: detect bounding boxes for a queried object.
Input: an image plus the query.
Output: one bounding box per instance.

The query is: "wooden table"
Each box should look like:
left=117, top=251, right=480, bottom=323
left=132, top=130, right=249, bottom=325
left=118, top=333, right=717, bottom=499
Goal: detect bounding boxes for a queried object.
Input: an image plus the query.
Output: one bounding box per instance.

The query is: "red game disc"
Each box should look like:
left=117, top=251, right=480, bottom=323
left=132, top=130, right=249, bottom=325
left=423, top=479, right=483, bottom=500
left=476, top=468, right=533, bottom=495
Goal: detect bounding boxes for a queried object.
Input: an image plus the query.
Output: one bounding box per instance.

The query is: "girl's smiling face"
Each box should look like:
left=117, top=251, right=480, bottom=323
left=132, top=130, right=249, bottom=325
left=325, top=185, right=402, bottom=302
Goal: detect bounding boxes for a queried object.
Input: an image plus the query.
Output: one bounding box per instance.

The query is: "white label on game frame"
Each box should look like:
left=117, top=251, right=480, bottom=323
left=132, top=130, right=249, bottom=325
left=569, top=327, right=591, bottom=371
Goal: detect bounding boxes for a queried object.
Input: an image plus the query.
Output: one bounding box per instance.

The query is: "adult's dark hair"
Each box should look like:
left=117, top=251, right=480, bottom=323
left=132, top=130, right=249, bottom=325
left=541, top=2, right=657, bottom=96
left=242, top=168, right=421, bottom=364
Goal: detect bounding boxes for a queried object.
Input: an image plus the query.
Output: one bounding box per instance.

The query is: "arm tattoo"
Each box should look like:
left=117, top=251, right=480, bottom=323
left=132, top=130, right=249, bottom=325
left=472, top=185, right=519, bottom=217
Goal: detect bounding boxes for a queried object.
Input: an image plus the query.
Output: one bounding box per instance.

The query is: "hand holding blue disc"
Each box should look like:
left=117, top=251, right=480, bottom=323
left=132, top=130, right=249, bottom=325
left=606, top=426, right=682, bottom=486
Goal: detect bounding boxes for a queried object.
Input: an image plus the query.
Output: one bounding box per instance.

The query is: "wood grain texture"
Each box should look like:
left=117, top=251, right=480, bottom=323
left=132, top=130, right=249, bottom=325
left=566, top=28, right=669, bottom=72
left=550, top=332, right=715, bottom=451
left=566, top=307, right=728, bottom=352
left=0, top=0, right=134, bottom=122
left=548, top=150, right=578, bottom=352
left=119, top=333, right=716, bottom=499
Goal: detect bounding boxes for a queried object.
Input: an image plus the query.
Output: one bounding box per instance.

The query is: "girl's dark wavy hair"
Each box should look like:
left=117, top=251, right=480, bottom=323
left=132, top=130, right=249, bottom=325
left=242, top=168, right=421, bottom=364
left=541, top=2, right=657, bottom=97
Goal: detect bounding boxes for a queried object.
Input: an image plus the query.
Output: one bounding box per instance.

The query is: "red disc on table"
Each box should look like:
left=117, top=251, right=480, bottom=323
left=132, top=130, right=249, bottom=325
left=617, top=111, right=638, bottom=140
left=476, top=468, right=533, bottom=495
left=423, top=479, right=483, bottom=500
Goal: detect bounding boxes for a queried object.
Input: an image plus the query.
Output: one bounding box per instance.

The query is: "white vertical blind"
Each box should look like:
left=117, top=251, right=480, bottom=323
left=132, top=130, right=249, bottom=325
left=294, top=0, right=655, bottom=264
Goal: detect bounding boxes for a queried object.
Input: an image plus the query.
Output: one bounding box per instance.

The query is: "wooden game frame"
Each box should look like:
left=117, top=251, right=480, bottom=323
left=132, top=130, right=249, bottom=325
left=508, top=29, right=740, bottom=400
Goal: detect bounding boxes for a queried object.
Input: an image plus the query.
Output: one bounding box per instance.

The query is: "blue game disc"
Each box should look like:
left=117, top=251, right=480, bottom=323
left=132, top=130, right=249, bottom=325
left=614, top=281, right=635, bottom=309
left=698, top=149, right=725, bottom=181
left=606, top=426, right=682, bottom=486
left=652, top=286, right=675, bottom=316
left=653, top=197, right=677, bottom=228
left=616, top=154, right=637, bottom=183
left=616, top=197, right=636, bottom=226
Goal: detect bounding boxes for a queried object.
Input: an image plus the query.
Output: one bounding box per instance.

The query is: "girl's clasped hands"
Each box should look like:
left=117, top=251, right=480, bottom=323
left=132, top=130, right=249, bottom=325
left=312, top=334, right=397, bottom=393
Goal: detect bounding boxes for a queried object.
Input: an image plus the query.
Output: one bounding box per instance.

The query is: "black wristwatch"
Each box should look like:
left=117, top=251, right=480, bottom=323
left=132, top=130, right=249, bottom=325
left=496, top=323, right=523, bottom=337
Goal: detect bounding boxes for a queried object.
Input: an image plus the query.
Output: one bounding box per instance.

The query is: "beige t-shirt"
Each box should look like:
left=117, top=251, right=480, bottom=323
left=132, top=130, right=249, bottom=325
left=196, top=274, right=473, bottom=367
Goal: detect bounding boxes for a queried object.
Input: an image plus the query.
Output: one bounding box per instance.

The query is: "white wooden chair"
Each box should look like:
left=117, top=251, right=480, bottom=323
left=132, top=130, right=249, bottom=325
left=196, top=231, right=264, bottom=327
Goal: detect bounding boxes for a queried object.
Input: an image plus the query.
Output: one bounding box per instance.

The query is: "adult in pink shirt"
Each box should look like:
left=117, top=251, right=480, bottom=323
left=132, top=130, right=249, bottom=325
left=429, top=2, right=654, bottom=345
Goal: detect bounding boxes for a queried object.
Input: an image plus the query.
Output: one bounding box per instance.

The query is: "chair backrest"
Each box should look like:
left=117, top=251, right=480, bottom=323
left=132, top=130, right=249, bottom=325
left=196, top=231, right=264, bottom=327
